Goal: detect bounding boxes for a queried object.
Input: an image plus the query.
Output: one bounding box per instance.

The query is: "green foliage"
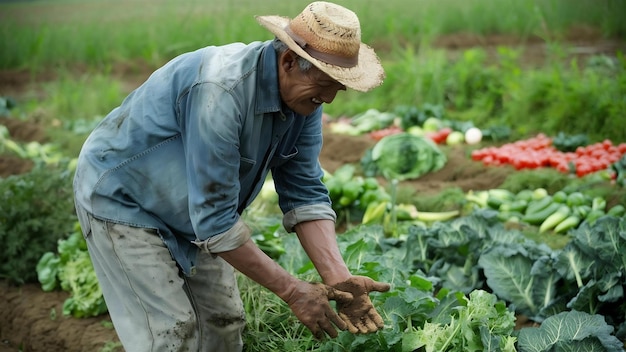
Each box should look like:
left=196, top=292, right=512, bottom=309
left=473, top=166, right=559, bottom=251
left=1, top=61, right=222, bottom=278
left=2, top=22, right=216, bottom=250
left=10, top=72, right=126, bottom=157
left=2, top=0, right=626, bottom=151
left=2, top=0, right=625, bottom=70
left=311, top=221, right=518, bottom=351
left=404, top=290, right=517, bottom=352
left=362, top=133, right=447, bottom=181
left=517, top=311, right=624, bottom=352
left=36, top=224, right=108, bottom=318
left=504, top=54, right=626, bottom=142
left=499, top=168, right=573, bottom=194
left=0, top=162, right=76, bottom=284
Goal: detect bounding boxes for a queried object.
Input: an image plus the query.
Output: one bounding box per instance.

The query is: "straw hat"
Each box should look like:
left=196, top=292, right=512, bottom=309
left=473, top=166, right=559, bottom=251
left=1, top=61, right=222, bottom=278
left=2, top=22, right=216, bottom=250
left=256, top=1, right=385, bottom=92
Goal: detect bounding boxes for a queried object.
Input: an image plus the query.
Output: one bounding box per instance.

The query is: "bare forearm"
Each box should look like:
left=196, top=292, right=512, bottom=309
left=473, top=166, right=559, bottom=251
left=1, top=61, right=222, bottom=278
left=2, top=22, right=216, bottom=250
left=217, top=238, right=297, bottom=301
left=294, top=219, right=351, bottom=286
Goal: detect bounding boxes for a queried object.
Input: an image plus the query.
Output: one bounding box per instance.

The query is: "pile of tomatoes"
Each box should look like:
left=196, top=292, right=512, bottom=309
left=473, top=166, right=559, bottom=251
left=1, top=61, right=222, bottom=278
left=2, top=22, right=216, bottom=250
left=471, top=133, right=626, bottom=177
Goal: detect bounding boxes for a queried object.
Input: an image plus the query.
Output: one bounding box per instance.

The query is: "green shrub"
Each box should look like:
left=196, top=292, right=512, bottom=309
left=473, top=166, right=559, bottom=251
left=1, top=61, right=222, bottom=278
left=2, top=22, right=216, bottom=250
left=0, top=162, right=76, bottom=285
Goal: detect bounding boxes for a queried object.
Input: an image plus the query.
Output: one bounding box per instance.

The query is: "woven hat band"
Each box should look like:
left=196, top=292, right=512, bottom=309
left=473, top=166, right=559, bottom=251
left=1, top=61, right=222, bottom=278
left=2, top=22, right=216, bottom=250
left=284, top=25, right=358, bottom=68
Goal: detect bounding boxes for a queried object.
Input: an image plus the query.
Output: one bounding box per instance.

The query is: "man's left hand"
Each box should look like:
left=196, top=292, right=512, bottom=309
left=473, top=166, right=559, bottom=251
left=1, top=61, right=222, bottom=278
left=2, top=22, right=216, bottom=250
left=332, top=276, right=390, bottom=334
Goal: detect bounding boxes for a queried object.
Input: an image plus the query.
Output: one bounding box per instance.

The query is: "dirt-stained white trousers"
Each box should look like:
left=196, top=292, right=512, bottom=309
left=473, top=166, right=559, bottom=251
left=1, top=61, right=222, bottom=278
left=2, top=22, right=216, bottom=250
left=79, top=210, right=246, bottom=352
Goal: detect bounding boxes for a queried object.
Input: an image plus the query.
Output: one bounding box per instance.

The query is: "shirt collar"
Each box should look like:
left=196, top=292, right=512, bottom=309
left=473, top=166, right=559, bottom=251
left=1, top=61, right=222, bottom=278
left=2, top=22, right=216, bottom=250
left=255, top=41, right=282, bottom=115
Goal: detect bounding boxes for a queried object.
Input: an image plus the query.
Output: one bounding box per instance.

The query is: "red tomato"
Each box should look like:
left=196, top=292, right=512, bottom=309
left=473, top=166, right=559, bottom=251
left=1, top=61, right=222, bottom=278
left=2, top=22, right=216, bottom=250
left=591, top=148, right=607, bottom=159
left=497, top=152, right=511, bottom=164
left=576, top=163, right=591, bottom=177
left=471, top=149, right=484, bottom=161
left=438, top=127, right=452, bottom=139
left=369, top=126, right=402, bottom=141
left=482, top=154, right=495, bottom=165
left=555, top=162, right=570, bottom=174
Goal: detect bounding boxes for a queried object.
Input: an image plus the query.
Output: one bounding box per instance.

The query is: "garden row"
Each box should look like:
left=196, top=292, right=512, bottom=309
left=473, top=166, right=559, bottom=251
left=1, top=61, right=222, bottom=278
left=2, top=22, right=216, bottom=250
left=327, top=105, right=626, bottom=183
left=2, top=104, right=626, bottom=350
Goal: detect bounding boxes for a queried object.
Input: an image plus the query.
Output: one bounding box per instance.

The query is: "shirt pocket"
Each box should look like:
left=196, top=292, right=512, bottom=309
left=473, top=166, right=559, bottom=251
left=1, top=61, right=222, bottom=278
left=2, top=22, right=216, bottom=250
left=239, top=156, right=256, bottom=177
left=269, top=146, right=298, bottom=168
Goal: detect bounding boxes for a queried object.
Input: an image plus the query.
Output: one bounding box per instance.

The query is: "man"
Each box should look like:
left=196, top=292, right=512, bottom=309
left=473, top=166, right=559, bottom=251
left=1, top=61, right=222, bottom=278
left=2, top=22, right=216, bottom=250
left=73, top=2, right=389, bottom=351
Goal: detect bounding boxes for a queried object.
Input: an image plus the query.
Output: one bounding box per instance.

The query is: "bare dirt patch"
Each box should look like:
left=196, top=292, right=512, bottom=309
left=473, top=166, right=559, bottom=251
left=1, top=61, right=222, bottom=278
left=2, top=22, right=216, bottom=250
left=0, top=282, right=120, bottom=352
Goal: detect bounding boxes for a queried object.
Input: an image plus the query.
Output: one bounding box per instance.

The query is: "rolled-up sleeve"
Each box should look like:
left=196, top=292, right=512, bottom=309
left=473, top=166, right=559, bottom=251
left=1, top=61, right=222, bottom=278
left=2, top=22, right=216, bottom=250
left=283, top=203, right=336, bottom=232
left=273, top=108, right=336, bottom=232
left=192, top=218, right=251, bottom=253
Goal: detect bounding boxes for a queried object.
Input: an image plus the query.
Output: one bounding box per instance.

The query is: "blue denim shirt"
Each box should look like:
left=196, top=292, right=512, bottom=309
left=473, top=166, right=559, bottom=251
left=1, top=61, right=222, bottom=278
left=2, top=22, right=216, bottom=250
left=73, top=40, right=336, bottom=276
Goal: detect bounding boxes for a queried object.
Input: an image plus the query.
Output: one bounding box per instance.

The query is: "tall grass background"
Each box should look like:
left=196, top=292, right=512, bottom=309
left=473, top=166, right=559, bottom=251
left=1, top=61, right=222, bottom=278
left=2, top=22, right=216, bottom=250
left=2, top=0, right=625, bottom=68
left=1, top=0, right=625, bottom=150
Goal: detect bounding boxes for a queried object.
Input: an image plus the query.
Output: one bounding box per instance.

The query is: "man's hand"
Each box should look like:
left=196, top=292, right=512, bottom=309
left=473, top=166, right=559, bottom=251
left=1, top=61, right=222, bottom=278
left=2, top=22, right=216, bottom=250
left=332, top=276, right=391, bottom=334
left=284, top=280, right=352, bottom=340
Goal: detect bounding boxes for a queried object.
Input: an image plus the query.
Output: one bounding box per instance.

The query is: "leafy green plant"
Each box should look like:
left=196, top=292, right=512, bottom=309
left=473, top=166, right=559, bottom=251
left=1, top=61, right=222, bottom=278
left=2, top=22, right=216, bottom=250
left=361, top=133, right=447, bottom=181
left=36, top=223, right=107, bottom=318
left=0, top=162, right=76, bottom=284
left=403, top=290, right=517, bottom=352
left=516, top=310, right=624, bottom=352
left=281, top=223, right=517, bottom=352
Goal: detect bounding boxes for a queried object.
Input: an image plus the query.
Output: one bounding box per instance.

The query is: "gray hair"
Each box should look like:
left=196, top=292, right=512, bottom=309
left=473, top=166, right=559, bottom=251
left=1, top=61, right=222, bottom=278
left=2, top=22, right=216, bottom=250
left=272, top=38, right=313, bottom=72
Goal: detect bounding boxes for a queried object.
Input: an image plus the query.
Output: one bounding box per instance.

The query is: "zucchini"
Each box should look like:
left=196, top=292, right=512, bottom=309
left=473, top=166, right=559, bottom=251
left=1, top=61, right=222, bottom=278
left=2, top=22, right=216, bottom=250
left=515, top=189, right=534, bottom=202
left=566, top=192, right=587, bottom=207
left=539, top=205, right=571, bottom=233
left=591, top=197, right=607, bottom=212
left=554, top=215, right=582, bottom=233
left=525, top=196, right=553, bottom=216
left=573, top=205, right=592, bottom=219
left=414, top=209, right=460, bottom=222
left=531, top=188, right=549, bottom=200
left=522, top=202, right=561, bottom=225
left=552, top=191, right=568, bottom=203
left=486, top=189, right=515, bottom=209
left=499, top=199, right=528, bottom=213
left=487, top=196, right=505, bottom=210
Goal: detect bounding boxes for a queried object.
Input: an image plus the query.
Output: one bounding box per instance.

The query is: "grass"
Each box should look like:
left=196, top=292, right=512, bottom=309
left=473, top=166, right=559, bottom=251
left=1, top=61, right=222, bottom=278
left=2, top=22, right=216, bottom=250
left=1, top=0, right=625, bottom=70
left=1, top=0, right=625, bottom=172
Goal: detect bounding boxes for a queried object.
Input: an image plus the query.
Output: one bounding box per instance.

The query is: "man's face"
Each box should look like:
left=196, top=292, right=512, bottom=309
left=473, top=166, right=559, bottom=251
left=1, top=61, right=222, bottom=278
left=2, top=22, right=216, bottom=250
left=278, top=50, right=346, bottom=115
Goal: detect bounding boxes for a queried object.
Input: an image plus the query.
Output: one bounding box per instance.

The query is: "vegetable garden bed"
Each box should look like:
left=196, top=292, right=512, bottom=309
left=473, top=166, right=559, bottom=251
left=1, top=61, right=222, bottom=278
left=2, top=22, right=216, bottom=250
left=0, top=125, right=519, bottom=352
left=2, top=124, right=625, bottom=351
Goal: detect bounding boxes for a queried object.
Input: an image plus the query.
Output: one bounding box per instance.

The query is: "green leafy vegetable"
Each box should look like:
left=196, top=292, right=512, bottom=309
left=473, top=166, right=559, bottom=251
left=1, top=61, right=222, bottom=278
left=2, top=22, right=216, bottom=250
left=516, top=310, right=624, bottom=352
left=36, top=223, right=107, bottom=318
left=362, top=132, right=447, bottom=181
left=404, top=290, right=517, bottom=352
left=0, top=162, right=76, bottom=285
left=611, top=154, right=626, bottom=187
left=551, top=132, right=589, bottom=152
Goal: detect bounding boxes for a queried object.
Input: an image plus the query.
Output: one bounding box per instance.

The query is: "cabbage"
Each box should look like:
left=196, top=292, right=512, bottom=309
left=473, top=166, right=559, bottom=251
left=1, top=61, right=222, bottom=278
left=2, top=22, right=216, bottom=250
left=368, top=132, right=447, bottom=180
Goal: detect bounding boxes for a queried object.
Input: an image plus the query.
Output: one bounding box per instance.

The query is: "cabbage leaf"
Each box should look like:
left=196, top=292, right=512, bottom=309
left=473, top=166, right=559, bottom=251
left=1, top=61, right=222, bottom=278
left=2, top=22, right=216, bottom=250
left=516, top=310, right=624, bottom=352
left=367, top=133, right=447, bottom=181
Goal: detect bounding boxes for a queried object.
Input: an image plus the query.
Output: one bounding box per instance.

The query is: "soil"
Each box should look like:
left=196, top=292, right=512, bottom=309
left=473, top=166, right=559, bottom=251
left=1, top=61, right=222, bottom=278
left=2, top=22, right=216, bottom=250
left=1, top=29, right=620, bottom=351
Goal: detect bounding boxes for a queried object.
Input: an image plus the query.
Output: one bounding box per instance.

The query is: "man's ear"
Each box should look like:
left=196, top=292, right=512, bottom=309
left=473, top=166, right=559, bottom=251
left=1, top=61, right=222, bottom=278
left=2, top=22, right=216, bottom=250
left=279, top=49, right=298, bottom=73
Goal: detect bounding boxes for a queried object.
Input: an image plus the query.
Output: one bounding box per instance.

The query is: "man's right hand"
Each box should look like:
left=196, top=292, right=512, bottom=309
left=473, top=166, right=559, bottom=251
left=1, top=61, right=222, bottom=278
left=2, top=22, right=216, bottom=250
left=284, top=281, right=353, bottom=340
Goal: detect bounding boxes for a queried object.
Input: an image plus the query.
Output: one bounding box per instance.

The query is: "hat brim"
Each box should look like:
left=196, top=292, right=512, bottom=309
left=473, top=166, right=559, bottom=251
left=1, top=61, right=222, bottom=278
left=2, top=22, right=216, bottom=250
left=256, top=15, right=385, bottom=92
